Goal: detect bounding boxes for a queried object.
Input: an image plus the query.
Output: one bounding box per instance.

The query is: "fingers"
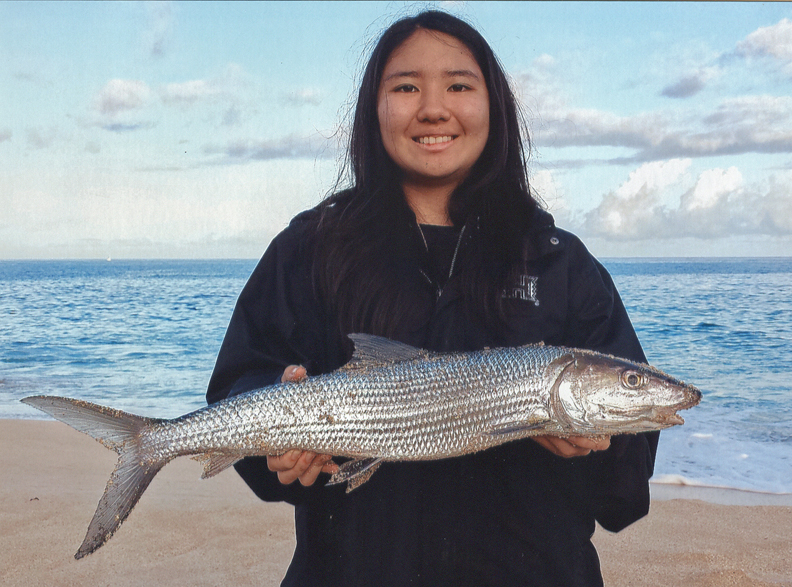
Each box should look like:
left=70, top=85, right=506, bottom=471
left=569, top=435, right=611, bottom=453
left=532, top=435, right=611, bottom=458
left=532, top=436, right=582, bottom=457
left=281, top=365, right=307, bottom=383
left=267, top=450, right=338, bottom=486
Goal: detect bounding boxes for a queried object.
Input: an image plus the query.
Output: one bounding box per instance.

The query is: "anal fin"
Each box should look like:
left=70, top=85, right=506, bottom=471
left=192, top=453, right=242, bottom=479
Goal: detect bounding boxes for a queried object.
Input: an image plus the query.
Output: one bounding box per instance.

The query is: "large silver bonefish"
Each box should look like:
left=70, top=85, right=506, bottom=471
left=22, top=334, right=701, bottom=559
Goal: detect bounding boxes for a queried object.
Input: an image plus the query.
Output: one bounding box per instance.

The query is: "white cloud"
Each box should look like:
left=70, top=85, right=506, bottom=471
left=160, top=63, right=252, bottom=106
left=142, top=1, right=174, bottom=58
left=25, top=126, right=57, bottom=150
left=582, top=184, right=664, bottom=239
left=89, top=65, right=256, bottom=132
left=659, top=18, right=792, bottom=101
left=279, top=88, right=323, bottom=107
left=680, top=167, right=742, bottom=211
left=529, top=89, right=792, bottom=163
left=704, top=94, right=792, bottom=127
left=158, top=64, right=258, bottom=128
left=661, top=67, right=720, bottom=99
left=615, top=159, right=691, bottom=199
left=521, top=18, right=792, bottom=165
left=513, top=55, right=565, bottom=115
left=0, top=160, right=324, bottom=259
left=573, top=160, right=692, bottom=238
left=530, top=168, right=564, bottom=210
left=661, top=73, right=706, bottom=99
left=94, top=79, right=152, bottom=116
left=203, top=133, right=336, bottom=163
left=100, top=122, right=157, bottom=133
left=161, top=79, right=221, bottom=105
left=579, top=163, right=792, bottom=240
left=736, top=18, right=792, bottom=62
left=221, top=106, right=242, bottom=127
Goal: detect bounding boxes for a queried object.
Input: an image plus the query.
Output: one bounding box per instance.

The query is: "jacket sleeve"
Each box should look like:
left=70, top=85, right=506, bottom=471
left=205, top=217, right=336, bottom=505
left=563, top=236, right=659, bottom=532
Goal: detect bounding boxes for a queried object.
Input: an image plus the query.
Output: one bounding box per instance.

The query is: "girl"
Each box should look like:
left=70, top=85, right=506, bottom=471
left=207, top=10, right=657, bottom=586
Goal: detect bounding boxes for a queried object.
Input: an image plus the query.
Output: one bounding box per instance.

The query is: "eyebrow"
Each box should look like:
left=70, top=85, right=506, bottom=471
left=382, top=69, right=482, bottom=83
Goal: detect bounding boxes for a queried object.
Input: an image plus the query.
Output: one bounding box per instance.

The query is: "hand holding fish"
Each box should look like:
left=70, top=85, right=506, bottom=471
left=532, top=434, right=611, bottom=457
left=267, top=365, right=338, bottom=486
left=267, top=449, right=338, bottom=486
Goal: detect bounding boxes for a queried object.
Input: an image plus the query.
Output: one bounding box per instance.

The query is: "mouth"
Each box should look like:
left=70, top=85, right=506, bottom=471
left=653, top=409, right=686, bottom=427
left=413, top=135, right=456, bottom=145
left=649, top=391, right=701, bottom=427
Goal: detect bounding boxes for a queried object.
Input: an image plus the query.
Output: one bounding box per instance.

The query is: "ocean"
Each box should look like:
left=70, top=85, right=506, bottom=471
left=1, top=258, right=790, bottom=496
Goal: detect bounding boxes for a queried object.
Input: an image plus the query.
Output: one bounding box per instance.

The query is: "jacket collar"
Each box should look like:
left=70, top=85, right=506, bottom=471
left=522, top=208, right=564, bottom=261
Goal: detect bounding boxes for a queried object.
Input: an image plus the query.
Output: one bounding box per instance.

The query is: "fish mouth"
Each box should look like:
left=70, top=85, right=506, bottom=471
left=648, top=389, right=702, bottom=428
left=601, top=406, right=687, bottom=433
left=652, top=409, right=686, bottom=427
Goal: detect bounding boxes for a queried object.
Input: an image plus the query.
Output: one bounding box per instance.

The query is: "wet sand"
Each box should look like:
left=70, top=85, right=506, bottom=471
left=3, top=419, right=791, bottom=586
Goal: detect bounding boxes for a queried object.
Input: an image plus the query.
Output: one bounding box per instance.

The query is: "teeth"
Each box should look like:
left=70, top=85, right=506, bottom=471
left=417, top=136, right=453, bottom=145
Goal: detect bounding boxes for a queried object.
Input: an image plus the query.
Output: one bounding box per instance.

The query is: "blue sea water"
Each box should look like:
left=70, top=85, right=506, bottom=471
left=1, top=258, right=790, bottom=495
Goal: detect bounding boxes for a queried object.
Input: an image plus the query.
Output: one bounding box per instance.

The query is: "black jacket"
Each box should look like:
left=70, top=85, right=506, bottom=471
left=206, top=207, right=658, bottom=587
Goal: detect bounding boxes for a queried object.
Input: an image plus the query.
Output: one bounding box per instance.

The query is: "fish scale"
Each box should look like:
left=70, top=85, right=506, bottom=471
left=156, top=343, right=567, bottom=461
left=21, top=333, right=700, bottom=558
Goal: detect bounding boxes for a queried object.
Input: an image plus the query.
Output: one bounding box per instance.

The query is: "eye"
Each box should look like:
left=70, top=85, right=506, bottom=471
left=393, top=84, right=418, bottom=93
left=448, top=83, right=471, bottom=92
left=621, top=370, right=644, bottom=389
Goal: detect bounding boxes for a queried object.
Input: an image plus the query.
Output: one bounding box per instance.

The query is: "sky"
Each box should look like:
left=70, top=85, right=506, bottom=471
left=2, top=1, right=792, bottom=259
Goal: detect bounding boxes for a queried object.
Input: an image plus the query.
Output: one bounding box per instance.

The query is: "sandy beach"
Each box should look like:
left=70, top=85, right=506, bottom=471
left=3, top=419, right=791, bottom=587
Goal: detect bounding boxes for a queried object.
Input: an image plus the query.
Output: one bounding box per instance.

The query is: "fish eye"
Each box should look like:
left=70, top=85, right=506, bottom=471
left=621, top=370, right=644, bottom=389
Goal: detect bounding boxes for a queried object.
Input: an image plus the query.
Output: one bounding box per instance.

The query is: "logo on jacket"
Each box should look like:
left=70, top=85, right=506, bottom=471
left=502, top=274, right=539, bottom=306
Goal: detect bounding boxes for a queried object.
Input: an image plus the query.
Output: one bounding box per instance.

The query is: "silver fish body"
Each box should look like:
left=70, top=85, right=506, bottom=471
left=21, top=334, right=700, bottom=559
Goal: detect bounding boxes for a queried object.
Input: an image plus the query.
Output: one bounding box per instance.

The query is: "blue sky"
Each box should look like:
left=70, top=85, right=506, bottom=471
left=2, top=1, right=791, bottom=258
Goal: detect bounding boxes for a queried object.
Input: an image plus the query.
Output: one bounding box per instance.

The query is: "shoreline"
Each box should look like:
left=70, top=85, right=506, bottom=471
left=3, top=419, right=791, bottom=586
left=650, top=481, right=792, bottom=507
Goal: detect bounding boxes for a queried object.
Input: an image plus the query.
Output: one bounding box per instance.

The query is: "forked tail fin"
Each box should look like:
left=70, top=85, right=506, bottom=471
left=21, top=395, right=170, bottom=559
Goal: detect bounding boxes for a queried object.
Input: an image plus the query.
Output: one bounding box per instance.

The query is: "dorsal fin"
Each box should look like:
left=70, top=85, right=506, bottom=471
left=342, top=334, right=429, bottom=370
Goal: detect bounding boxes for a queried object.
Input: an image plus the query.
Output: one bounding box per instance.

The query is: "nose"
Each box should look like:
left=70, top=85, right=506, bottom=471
left=417, top=87, right=450, bottom=123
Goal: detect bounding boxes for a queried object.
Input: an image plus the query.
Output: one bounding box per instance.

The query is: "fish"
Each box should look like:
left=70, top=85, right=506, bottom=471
left=21, top=333, right=701, bottom=559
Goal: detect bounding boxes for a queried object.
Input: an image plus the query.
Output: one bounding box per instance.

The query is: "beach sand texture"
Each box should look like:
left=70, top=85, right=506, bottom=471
left=3, top=420, right=791, bottom=586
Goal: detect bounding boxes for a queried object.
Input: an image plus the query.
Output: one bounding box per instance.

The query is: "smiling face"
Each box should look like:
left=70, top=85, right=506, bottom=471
left=377, top=29, right=490, bottom=200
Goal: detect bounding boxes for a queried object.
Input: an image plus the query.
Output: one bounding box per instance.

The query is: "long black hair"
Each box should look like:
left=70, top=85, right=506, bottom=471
left=312, top=10, right=541, bottom=337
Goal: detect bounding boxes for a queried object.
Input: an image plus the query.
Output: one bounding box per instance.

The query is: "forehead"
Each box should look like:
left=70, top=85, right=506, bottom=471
left=382, top=29, right=482, bottom=77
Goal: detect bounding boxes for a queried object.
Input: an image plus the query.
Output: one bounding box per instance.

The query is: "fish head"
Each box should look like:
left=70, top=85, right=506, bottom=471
left=548, top=351, right=701, bottom=434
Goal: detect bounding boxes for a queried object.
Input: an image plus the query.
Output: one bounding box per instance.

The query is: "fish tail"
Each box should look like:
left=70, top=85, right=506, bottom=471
left=21, top=395, right=169, bottom=559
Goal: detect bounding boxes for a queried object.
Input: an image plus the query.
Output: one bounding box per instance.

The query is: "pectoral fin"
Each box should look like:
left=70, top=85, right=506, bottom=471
left=485, top=417, right=552, bottom=438
left=327, top=457, right=383, bottom=493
